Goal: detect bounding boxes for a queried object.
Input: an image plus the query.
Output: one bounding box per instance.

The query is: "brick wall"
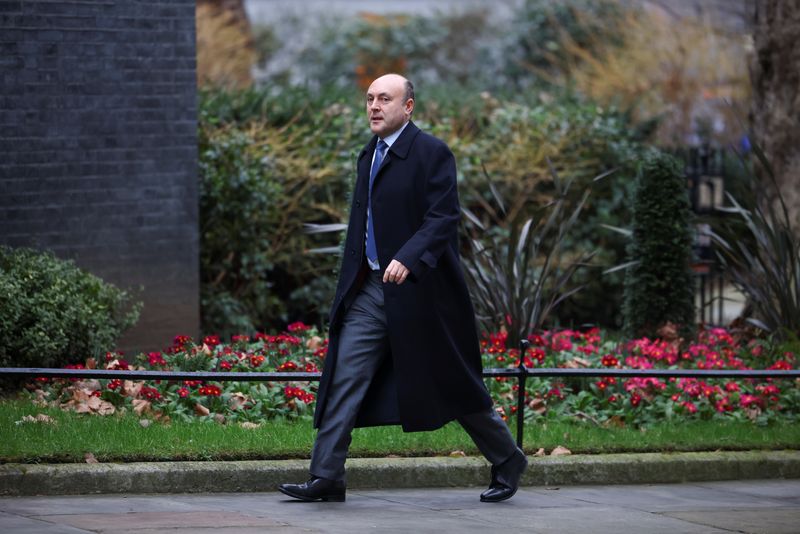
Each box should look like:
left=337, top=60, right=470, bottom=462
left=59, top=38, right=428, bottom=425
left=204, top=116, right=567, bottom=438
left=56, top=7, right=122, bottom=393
left=0, top=0, right=199, bottom=354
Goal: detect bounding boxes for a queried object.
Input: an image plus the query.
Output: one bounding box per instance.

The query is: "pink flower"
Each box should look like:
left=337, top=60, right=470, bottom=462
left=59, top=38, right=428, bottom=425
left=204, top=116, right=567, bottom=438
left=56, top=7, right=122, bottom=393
left=287, top=321, right=311, bottom=332
left=681, top=401, right=697, bottom=414
left=178, top=387, right=189, bottom=398
left=724, top=382, right=740, bottom=392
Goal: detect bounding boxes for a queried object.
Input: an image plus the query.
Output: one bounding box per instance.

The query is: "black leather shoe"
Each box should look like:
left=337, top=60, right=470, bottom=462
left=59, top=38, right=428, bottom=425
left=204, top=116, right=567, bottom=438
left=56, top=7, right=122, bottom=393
left=480, top=447, right=528, bottom=502
left=278, top=476, right=346, bottom=502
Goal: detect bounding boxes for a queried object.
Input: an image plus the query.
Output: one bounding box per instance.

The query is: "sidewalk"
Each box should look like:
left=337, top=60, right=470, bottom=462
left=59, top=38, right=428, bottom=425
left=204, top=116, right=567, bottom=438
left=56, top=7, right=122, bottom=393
left=1, top=479, right=799, bottom=533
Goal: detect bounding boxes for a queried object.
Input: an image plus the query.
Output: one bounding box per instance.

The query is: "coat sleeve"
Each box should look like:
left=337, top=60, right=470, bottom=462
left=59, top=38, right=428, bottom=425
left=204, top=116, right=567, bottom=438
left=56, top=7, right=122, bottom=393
left=393, top=142, right=460, bottom=281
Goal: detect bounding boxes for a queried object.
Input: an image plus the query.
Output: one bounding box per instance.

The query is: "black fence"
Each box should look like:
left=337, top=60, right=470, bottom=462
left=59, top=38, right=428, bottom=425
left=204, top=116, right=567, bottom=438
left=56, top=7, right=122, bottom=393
left=3, top=360, right=798, bottom=450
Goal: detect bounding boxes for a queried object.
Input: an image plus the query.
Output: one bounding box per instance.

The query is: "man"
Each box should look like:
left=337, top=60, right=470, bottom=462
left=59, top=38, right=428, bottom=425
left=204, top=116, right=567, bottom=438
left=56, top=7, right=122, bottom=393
left=279, top=74, right=527, bottom=503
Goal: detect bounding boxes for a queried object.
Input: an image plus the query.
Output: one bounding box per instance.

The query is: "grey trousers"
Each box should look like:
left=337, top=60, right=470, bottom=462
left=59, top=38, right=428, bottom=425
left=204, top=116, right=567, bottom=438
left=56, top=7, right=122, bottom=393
left=310, top=271, right=518, bottom=481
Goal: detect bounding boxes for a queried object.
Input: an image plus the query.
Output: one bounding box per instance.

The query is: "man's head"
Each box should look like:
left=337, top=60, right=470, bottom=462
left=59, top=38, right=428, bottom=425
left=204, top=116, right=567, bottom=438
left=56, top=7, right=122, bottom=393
left=366, top=74, right=414, bottom=138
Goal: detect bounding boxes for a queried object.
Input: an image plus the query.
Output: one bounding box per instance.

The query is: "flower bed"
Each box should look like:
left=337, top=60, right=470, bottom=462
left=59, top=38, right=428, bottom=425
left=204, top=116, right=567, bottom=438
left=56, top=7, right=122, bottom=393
left=486, top=327, right=799, bottom=426
left=25, top=324, right=799, bottom=427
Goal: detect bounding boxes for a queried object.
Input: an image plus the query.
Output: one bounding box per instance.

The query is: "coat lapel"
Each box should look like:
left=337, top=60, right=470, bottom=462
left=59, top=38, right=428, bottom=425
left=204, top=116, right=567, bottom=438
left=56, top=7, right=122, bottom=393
left=359, top=121, right=421, bottom=189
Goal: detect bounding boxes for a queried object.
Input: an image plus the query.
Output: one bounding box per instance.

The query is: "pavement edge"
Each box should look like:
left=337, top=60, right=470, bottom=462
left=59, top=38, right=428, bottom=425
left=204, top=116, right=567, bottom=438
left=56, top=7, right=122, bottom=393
left=1, top=451, right=799, bottom=496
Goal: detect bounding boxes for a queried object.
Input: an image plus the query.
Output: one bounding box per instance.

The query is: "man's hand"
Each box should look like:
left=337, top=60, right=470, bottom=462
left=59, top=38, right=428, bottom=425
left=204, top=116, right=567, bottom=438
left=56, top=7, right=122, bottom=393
left=383, top=259, right=410, bottom=285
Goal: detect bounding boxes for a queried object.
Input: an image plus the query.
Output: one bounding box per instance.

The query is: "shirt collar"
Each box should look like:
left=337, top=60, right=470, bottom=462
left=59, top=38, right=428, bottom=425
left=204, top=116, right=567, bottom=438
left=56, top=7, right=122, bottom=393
left=380, top=120, right=409, bottom=149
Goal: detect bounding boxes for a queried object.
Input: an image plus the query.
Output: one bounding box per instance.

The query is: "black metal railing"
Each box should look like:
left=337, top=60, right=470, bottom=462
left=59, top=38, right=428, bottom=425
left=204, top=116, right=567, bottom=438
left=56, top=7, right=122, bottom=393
left=2, top=355, right=799, bottom=450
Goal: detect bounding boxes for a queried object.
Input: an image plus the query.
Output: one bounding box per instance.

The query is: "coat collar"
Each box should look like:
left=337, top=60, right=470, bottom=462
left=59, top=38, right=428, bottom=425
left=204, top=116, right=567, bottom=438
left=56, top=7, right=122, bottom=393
left=358, top=121, right=420, bottom=162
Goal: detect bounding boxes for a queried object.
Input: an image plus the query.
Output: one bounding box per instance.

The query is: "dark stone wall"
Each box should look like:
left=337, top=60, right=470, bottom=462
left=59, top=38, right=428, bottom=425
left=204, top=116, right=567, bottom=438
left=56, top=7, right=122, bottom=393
left=0, top=0, right=199, bottom=354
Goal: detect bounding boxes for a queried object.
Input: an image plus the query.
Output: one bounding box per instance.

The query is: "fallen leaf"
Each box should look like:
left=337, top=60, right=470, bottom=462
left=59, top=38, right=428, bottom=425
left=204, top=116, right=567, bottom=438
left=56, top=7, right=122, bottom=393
left=528, top=397, right=547, bottom=415
left=603, top=416, right=626, bottom=428
left=139, top=419, right=152, bottom=428
left=550, top=446, right=572, bottom=456
left=534, top=448, right=546, bottom=457
left=306, top=336, right=323, bottom=350
left=449, top=450, right=466, bottom=457
left=96, top=400, right=115, bottom=416
left=15, top=414, right=57, bottom=425
left=154, top=412, right=170, bottom=425
left=544, top=486, right=561, bottom=491
left=213, top=413, right=226, bottom=424
left=228, top=392, right=249, bottom=410
left=194, top=403, right=210, bottom=416
left=563, top=357, right=592, bottom=368
left=132, top=399, right=152, bottom=415
left=75, top=379, right=100, bottom=391
left=85, top=357, right=97, bottom=370
left=123, top=380, right=143, bottom=398
left=239, top=422, right=260, bottom=429
left=84, top=452, right=99, bottom=464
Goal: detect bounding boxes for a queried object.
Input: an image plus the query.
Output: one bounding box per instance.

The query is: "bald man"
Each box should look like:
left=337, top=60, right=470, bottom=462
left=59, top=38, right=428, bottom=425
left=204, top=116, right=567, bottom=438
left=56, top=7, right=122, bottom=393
left=279, top=74, right=527, bottom=503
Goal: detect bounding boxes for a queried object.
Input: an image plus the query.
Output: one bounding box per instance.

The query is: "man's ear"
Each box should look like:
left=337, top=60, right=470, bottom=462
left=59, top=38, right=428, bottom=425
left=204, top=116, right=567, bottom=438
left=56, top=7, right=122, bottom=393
left=405, top=99, right=414, bottom=114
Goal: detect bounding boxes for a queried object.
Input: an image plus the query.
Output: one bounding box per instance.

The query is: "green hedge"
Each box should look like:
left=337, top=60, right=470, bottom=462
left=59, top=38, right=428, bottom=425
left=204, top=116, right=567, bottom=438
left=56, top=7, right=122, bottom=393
left=623, top=150, right=695, bottom=338
left=0, top=247, right=141, bottom=368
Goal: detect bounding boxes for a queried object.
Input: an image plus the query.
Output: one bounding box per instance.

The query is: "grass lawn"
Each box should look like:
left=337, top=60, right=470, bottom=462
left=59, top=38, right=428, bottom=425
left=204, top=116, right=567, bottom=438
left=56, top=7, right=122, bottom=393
left=2, top=400, right=799, bottom=463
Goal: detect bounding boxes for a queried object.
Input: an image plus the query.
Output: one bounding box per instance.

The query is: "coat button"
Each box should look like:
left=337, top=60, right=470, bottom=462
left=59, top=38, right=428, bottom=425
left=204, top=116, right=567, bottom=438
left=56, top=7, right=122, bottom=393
left=355, top=200, right=361, bottom=208
left=350, top=249, right=355, bottom=256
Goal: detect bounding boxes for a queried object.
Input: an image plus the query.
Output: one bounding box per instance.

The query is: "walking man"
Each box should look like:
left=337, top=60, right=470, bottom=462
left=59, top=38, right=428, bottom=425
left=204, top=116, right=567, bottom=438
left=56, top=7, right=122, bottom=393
left=279, top=74, right=527, bottom=503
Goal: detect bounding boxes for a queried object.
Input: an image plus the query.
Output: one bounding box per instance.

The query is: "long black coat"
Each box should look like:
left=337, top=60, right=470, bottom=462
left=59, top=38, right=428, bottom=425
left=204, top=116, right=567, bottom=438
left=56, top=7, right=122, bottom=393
left=313, top=121, right=492, bottom=432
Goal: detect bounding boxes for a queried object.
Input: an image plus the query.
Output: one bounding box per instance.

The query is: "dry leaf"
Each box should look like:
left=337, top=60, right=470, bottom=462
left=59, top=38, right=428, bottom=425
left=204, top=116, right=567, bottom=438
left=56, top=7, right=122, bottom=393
left=96, top=400, right=115, bottom=416
left=449, top=450, right=467, bottom=457
left=194, top=403, right=210, bottom=416
left=563, top=357, right=592, bottom=368
left=85, top=357, right=97, bottom=370
left=306, top=336, right=323, bottom=350
left=213, top=413, right=226, bottom=424
left=529, top=397, right=547, bottom=415
left=15, top=414, right=56, bottom=425
left=154, top=412, right=170, bottom=424
left=534, top=448, right=546, bottom=457
left=123, top=380, right=143, bottom=398
left=239, top=422, right=260, bottom=429
left=550, top=446, right=572, bottom=456
left=84, top=452, right=99, bottom=464
left=75, top=379, right=100, bottom=391
left=228, top=392, right=249, bottom=410
left=139, top=419, right=152, bottom=428
left=603, top=416, right=626, bottom=428
left=132, top=399, right=152, bottom=416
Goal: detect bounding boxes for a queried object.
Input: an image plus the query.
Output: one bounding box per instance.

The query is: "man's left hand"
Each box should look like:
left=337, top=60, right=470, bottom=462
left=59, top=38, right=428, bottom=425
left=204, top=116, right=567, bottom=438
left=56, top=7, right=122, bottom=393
left=383, top=259, right=410, bottom=285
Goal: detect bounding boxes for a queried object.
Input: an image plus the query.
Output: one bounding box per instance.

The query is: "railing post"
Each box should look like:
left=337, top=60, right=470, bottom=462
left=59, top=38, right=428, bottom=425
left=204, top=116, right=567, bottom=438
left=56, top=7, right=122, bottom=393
left=516, top=339, right=529, bottom=449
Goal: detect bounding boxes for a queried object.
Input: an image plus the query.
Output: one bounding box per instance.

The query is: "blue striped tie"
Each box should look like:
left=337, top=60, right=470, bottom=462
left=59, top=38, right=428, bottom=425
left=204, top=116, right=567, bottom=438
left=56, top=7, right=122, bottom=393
left=366, top=140, right=387, bottom=265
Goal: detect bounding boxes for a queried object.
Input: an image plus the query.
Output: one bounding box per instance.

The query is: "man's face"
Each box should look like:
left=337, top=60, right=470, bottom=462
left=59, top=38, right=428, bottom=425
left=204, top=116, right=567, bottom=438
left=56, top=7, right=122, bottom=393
left=366, top=75, right=413, bottom=138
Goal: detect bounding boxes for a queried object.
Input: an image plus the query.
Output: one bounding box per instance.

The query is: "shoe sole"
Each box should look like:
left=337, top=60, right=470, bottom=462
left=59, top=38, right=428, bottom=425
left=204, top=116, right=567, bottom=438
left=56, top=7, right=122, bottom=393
left=278, top=486, right=346, bottom=502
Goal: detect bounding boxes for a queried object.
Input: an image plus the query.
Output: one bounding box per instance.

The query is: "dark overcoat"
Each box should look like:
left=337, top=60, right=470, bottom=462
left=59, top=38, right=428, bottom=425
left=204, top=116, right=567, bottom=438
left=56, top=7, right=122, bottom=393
left=313, top=121, right=492, bottom=432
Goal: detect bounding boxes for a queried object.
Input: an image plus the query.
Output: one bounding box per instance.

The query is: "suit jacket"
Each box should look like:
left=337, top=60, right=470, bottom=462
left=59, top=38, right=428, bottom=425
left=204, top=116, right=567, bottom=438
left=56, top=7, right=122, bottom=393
left=313, top=121, right=492, bottom=432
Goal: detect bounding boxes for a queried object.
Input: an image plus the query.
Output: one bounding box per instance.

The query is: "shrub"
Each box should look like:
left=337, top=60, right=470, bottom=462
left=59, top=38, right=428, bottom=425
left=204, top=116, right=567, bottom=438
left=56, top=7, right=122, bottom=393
left=711, top=146, right=800, bottom=338
left=623, top=150, right=695, bottom=338
left=198, top=95, right=360, bottom=337
left=0, top=246, right=141, bottom=368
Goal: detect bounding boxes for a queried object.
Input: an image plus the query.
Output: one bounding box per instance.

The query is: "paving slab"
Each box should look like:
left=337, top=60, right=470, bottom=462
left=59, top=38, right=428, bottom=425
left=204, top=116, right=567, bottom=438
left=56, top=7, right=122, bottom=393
left=0, top=480, right=798, bottom=534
